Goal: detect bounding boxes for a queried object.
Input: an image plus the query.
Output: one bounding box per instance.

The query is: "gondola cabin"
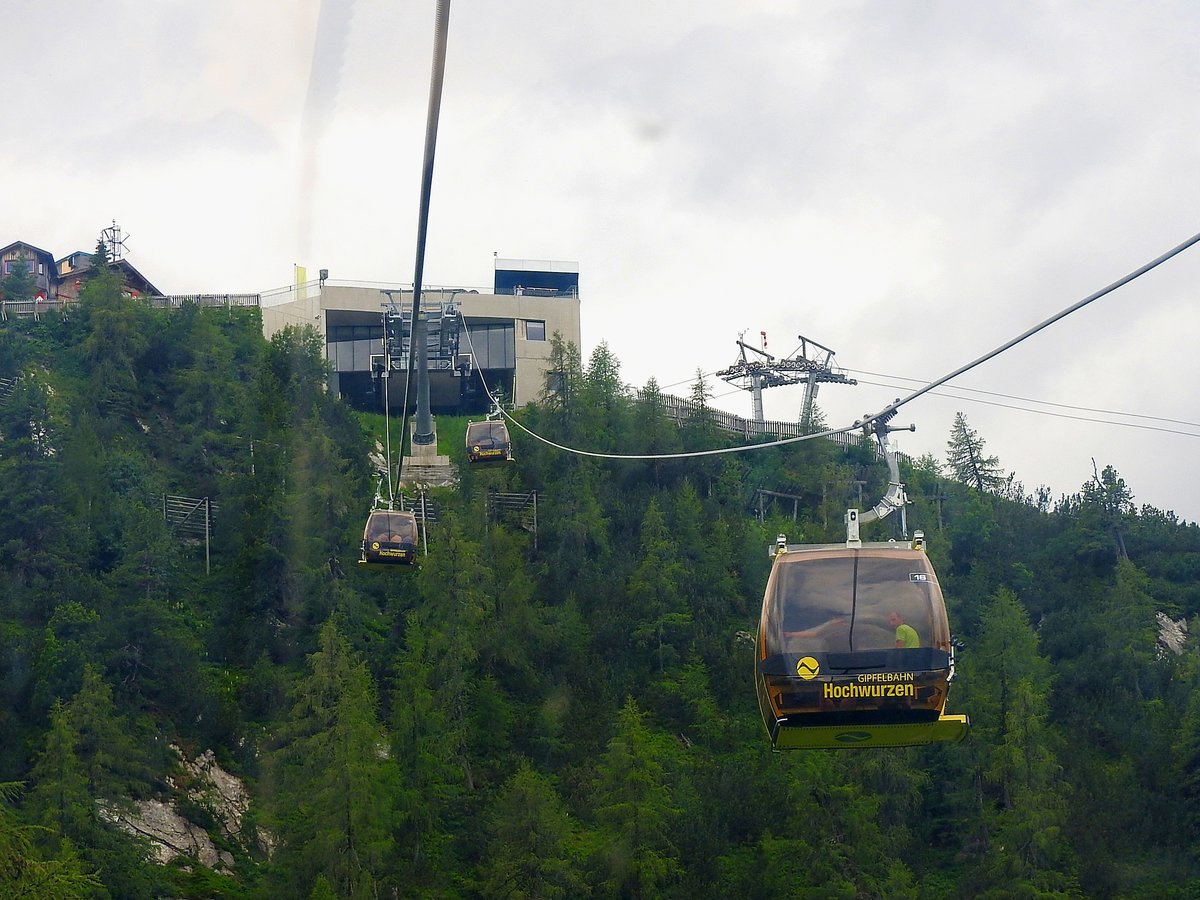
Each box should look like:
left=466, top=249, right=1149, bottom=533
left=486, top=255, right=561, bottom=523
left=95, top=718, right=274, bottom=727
left=359, top=509, right=419, bottom=568
left=756, top=529, right=968, bottom=749
left=465, top=420, right=513, bottom=465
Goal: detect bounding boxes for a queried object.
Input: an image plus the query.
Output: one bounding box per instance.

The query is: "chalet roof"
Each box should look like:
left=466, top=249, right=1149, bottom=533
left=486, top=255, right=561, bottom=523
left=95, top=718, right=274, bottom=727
left=113, top=258, right=163, bottom=297
left=52, top=250, right=164, bottom=297
left=0, top=241, right=56, bottom=264
left=56, top=250, right=92, bottom=268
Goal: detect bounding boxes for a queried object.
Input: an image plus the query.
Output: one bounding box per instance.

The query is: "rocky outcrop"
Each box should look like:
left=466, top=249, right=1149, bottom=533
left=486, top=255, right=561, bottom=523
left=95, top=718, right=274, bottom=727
left=1157, top=612, right=1188, bottom=655
left=176, top=747, right=252, bottom=842
left=99, top=745, right=270, bottom=874
left=99, top=799, right=233, bottom=871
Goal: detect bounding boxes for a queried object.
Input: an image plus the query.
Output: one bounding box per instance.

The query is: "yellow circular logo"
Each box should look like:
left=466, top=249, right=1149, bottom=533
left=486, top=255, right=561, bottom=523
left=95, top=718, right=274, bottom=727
left=371, top=542, right=380, bottom=550
left=796, top=656, right=820, bottom=680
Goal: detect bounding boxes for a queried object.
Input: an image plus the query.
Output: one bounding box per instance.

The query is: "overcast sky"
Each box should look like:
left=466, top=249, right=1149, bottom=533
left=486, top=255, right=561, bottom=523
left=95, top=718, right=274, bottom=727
left=5, top=1, right=1200, bottom=521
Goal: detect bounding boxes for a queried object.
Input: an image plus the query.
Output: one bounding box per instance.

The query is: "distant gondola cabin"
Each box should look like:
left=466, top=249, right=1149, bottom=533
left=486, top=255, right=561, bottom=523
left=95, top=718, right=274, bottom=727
left=359, top=509, right=418, bottom=567
left=465, top=420, right=513, bottom=465
left=756, top=539, right=968, bottom=749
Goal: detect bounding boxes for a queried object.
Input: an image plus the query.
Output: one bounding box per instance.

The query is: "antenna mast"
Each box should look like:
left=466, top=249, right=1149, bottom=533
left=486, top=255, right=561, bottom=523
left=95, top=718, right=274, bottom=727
left=100, top=219, right=129, bottom=260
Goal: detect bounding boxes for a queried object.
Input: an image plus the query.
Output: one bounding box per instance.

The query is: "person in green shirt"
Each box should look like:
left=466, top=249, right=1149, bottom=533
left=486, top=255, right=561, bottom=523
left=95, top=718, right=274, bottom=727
left=887, top=611, right=920, bottom=648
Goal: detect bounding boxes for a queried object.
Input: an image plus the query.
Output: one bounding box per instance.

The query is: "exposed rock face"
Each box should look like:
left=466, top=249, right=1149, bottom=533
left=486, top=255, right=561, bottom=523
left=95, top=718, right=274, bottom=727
left=1157, top=612, right=1188, bottom=655
left=99, top=799, right=233, bottom=871
left=99, top=745, right=267, bottom=874
left=369, top=440, right=389, bottom=475
left=180, top=748, right=251, bottom=841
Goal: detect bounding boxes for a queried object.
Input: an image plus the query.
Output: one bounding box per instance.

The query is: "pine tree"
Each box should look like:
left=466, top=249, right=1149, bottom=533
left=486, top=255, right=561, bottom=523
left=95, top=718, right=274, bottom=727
left=634, top=378, right=681, bottom=454
left=390, top=606, right=470, bottom=887
left=627, top=498, right=690, bottom=677
left=957, top=589, right=1074, bottom=894
left=477, top=763, right=585, bottom=898
left=1173, top=688, right=1200, bottom=841
left=76, top=268, right=150, bottom=422
left=946, top=412, right=1005, bottom=492
left=590, top=698, right=682, bottom=897
left=668, top=481, right=739, bottom=651
left=91, top=238, right=111, bottom=269
left=267, top=619, right=401, bottom=898
left=65, top=666, right=152, bottom=800
left=538, top=332, right=583, bottom=427
left=685, top=368, right=718, bottom=439
left=0, top=258, right=36, bottom=304
left=579, top=342, right=631, bottom=450
left=1082, top=462, right=1134, bottom=559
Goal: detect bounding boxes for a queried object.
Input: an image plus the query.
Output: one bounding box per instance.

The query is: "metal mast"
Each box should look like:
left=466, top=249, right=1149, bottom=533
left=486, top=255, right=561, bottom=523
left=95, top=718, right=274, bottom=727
left=407, top=0, right=451, bottom=451
left=716, top=332, right=857, bottom=431
left=791, top=335, right=855, bottom=432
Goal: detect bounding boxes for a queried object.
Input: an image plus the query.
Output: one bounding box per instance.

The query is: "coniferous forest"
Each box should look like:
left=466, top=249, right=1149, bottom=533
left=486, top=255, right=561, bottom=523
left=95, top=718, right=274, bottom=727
left=4, top=270, right=1200, bottom=899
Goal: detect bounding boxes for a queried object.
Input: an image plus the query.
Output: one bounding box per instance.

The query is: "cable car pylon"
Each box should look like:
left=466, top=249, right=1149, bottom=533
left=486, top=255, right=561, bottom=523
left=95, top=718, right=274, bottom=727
left=396, top=0, right=450, bottom=487
left=716, top=332, right=856, bottom=433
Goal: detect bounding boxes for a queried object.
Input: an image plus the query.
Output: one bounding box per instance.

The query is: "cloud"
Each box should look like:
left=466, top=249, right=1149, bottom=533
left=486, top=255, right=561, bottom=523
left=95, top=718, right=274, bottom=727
left=35, top=111, right=280, bottom=171
left=5, top=0, right=1200, bottom=518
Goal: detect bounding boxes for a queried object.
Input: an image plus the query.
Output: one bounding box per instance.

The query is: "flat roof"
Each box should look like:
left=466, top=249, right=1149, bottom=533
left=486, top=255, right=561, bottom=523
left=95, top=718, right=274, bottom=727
left=494, top=258, right=578, bottom=273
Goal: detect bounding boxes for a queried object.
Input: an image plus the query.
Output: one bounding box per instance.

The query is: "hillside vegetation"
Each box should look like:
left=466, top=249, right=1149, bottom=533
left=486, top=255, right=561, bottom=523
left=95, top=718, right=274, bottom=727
left=3, top=271, right=1200, bottom=898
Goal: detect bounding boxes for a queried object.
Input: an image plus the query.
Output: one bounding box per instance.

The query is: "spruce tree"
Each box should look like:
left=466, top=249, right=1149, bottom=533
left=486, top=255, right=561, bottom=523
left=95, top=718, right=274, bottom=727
left=477, top=763, right=585, bottom=898
left=591, top=698, right=682, bottom=897
left=0, top=258, right=36, bottom=304
left=267, top=619, right=401, bottom=898
left=946, top=412, right=1005, bottom=492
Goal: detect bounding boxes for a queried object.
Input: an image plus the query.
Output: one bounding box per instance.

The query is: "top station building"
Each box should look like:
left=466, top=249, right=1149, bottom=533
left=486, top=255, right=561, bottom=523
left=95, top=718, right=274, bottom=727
left=261, top=257, right=580, bottom=415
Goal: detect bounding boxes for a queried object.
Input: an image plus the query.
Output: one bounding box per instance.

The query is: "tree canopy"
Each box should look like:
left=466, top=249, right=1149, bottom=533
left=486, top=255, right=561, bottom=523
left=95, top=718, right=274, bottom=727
left=2, top=290, right=1200, bottom=898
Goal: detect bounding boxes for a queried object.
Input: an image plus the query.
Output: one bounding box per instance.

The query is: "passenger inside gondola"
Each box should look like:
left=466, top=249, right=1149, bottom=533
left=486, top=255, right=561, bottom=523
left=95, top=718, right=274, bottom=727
left=888, top=611, right=920, bottom=648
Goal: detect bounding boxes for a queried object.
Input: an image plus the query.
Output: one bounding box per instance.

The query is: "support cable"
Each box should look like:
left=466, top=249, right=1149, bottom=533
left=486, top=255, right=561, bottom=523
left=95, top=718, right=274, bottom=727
left=847, top=367, right=1200, bottom=429
left=457, top=309, right=856, bottom=458
left=860, top=230, right=1200, bottom=430
left=454, top=230, right=1200, bottom=462
left=851, top=375, right=1200, bottom=438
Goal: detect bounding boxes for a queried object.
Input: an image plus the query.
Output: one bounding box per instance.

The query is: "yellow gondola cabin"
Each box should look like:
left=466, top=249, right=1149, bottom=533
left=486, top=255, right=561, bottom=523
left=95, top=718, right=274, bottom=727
left=756, top=524, right=968, bottom=749
left=359, top=509, right=419, bottom=568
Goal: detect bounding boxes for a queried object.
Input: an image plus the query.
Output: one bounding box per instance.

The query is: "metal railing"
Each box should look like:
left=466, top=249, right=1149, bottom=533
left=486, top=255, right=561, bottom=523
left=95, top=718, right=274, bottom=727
left=150, top=294, right=260, bottom=309
left=487, top=489, right=538, bottom=546
left=1, top=293, right=260, bottom=320
left=398, top=491, right=439, bottom=525
left=161, top=494, right=216, bottom=574
left=1, top=298, right=66, bottom=320
left=640, top=391, right=863, bottom=449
